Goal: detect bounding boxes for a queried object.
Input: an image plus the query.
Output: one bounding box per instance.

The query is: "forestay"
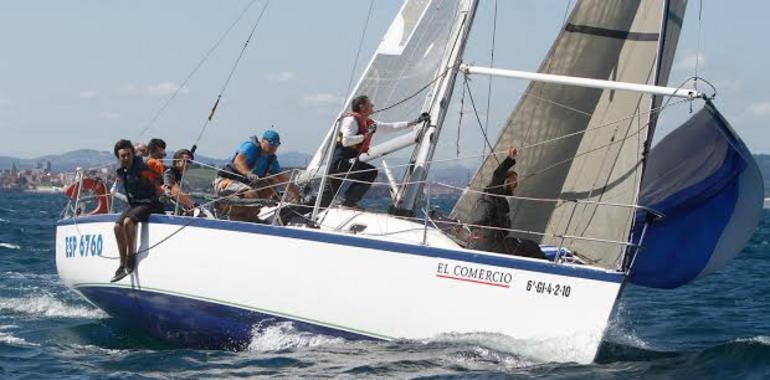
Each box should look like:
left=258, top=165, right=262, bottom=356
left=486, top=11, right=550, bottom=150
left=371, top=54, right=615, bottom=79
left=451, top=0, right=687, bottom=269
left=303, top=0, right=464, bottom=181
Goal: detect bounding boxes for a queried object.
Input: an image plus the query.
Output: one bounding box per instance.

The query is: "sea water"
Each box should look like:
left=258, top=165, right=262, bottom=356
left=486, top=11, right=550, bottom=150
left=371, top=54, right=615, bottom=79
left=0, top=192, right=768, bottom=378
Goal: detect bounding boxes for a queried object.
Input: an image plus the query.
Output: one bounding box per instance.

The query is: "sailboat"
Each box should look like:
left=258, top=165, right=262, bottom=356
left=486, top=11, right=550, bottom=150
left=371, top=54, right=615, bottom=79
left=55, top=0, right=763, bottom=363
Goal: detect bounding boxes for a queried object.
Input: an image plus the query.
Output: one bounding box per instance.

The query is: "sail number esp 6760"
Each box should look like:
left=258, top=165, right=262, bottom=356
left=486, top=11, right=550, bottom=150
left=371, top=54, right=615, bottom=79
left=63, top=234, right=103, bottom=258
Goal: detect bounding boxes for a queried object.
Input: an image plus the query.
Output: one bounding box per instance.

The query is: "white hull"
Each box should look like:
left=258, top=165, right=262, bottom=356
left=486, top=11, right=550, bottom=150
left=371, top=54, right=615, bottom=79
left=56, top=212, right=624, bottom=363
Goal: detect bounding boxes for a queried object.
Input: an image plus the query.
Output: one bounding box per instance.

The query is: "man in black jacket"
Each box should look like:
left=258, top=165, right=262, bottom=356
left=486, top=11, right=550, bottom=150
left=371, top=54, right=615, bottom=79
left=466, top=146, right=545, bottom=259
left=111, top=139, right=165, bottom=282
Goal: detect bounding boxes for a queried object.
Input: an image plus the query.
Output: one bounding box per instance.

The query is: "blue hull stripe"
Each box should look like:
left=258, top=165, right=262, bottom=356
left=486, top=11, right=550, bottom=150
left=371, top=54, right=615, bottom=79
left=76, top=285, right=376, bottom=349
left=59, top=214, right=624, bottom=283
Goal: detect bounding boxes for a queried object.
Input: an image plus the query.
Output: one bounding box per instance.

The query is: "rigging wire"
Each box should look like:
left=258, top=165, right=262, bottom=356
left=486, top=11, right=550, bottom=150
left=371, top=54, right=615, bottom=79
left=191, top=0, right=270, bottom=152
left=136, top=0, right=261, bottom=140
left=694, top=0, right=703, bottom=91
left=371, top=67, right=451, bottom=116
left=456, top=75, right=466, bottom=157
left=341, top=0, right=376, bottom=109
left=482, top=0, right=498, bottom=157
left=463, top=74, right=499, bottom=165
left=314, top=0, right=376, bottom=223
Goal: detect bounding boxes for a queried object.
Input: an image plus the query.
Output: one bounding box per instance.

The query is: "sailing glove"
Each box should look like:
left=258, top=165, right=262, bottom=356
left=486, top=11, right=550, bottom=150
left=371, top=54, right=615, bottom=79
left=366, top=123, right=377, bottom=135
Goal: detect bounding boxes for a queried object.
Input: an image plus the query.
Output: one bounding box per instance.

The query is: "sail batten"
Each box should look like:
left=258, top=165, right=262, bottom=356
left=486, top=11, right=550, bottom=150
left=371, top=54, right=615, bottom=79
left=452, top=0, right=688, bottom=269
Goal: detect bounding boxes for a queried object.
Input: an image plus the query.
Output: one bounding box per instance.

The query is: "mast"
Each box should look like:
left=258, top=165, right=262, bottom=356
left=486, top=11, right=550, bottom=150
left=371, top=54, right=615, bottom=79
left=392, top=0, right=480, bottom=214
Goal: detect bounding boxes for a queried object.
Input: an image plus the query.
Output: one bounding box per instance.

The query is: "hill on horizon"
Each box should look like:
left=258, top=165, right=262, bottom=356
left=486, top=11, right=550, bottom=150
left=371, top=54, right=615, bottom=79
left=2, top=150, right=770, bottom=196
left=0, top=149, right=312, bottom=172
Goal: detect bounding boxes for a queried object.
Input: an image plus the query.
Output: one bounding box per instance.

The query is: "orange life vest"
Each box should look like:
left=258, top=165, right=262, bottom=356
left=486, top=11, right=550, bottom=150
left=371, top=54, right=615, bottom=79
left=64, top=177, right=110, bottom=215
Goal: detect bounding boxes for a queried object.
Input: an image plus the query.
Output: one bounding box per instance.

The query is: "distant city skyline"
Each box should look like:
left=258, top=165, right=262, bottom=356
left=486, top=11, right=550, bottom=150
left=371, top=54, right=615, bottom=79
left=1, top=0, right=769, bottom=160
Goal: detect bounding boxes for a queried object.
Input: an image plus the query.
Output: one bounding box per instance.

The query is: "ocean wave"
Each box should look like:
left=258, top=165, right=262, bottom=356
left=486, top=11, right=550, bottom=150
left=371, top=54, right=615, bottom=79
left=246, top=322, right=345, bottom=352
left=0, top=325, right=37, bottom=347
left=0, top=243, right=21, bottom=250
left=736, top=336, right=770, bottom=345
left=2, top=270, right=56, bottom=279
left=0, top=295, right=106, bottom=319
left=0, top=218, right=8, bottom=223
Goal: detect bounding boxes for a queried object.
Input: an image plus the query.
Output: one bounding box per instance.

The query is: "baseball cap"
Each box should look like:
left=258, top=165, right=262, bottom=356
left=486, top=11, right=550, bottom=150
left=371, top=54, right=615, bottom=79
left=262, top=130, right=281, bottom=146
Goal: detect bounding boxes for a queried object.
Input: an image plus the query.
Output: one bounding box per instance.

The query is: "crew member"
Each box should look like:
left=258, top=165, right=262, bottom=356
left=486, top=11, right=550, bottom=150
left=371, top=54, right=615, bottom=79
left=466, top=146, right=546, bottom=259
left=111, top=139, right=165, bottom=282
left=147, top=138, right=167, bottom=160
left=134, top=143, right=148, bottom=158
left=213, top=130, right=299, bottom=220
left=163, top=148, right=196, bottom=212
left=320, top=95, right=430, bottom=209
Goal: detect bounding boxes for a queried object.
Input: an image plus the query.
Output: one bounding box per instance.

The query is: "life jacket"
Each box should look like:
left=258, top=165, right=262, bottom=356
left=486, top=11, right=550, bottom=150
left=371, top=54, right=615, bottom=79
left=334, top=112, right=375, bottom=162
left=348, top=112, right=375, bottom=153
left=219, top=137, right=277, bottom=183
left=64, top=177, right=110, bottom=215
left=117, top=157, right=163, bottom=205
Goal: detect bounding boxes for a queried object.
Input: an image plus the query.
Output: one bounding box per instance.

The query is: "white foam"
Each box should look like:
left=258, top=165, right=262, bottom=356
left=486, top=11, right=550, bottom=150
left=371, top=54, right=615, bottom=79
left=0, top=218, right=8, bottom=223
left=736, top=335, right=770, bottom=345
left=0, top=243, right=21, bottom=250
left=425, top=330, right=602, bottom=364
left=446, top=344, right=535, bottom=370
left=246, top=321, right=345, bottom=352
left=0, top=295, right=106, bottom=319
left=0, top=325, right=36, bottom=347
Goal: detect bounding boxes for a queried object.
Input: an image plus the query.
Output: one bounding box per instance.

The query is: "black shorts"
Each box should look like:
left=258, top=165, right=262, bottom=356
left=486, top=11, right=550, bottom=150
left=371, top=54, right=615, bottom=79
left=116, top=203, right=164, bottom=225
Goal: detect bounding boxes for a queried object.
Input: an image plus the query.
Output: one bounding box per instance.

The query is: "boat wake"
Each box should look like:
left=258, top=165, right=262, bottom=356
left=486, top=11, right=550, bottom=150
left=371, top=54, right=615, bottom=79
left=424, top=330, right=603, bottom=364
left=0, top=294, right=105, bottom=319
left=246, top=322, right=345, bottom=352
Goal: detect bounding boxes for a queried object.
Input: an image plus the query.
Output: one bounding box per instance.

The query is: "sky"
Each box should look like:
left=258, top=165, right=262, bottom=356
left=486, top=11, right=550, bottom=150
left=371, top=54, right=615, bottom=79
left=1, top=0, right=768, bottom=161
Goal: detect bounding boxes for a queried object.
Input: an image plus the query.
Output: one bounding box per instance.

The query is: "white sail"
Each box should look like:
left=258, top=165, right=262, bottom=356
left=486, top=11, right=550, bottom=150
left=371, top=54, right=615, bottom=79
left=302, top=0, right=466, bottom=181
left=452, top=0, right=687, bottom=269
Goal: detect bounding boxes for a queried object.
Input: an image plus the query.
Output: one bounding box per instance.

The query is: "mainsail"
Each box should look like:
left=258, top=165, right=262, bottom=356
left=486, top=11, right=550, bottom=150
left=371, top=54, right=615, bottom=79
left=303, top=0, right=465, bottom=181
left=451, top=0, right=687, bottom=269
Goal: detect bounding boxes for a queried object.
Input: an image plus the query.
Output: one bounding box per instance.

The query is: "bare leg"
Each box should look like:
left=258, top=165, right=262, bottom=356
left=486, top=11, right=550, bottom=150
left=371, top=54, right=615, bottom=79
left=124, top=219, right=137, bottom=271
left=113, top=223, right=127, bottom=267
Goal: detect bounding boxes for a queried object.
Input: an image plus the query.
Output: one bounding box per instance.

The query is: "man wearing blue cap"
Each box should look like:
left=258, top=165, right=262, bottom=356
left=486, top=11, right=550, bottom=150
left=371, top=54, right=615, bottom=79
left=214, top=130, right=299, bottom=206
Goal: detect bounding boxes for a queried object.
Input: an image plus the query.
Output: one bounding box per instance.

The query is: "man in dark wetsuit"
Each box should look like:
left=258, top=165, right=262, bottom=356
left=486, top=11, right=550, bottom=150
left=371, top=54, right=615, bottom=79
left=466, top=146, right=545, bottom=259
left=111, top=139, right=165, bottom=282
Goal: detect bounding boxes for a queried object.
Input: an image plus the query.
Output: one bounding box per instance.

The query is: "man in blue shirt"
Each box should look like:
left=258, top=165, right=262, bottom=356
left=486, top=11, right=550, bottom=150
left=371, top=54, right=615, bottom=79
left=214, top=130, right=299, bottom=203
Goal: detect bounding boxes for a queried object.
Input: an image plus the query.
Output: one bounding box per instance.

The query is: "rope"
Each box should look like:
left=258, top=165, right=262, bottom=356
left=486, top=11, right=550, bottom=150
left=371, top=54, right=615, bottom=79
left=191, top=0, right=270, bottom=150
left=136, top=0, right=261, bottom=140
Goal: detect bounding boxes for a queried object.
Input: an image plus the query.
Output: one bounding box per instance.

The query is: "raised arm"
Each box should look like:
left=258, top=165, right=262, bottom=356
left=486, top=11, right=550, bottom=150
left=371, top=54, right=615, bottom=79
left=487, top=146, right=518, bottom=193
